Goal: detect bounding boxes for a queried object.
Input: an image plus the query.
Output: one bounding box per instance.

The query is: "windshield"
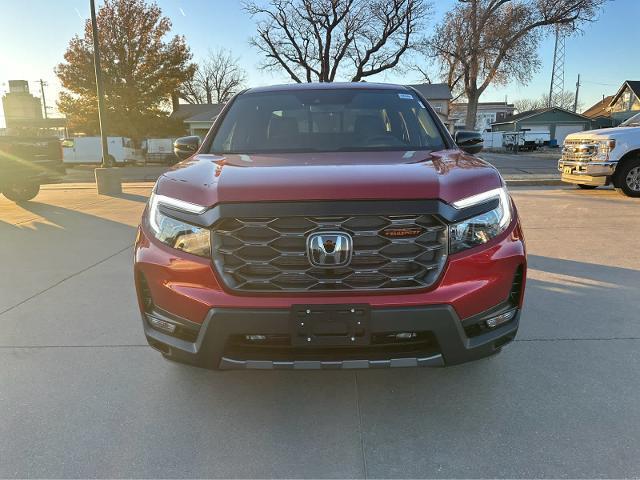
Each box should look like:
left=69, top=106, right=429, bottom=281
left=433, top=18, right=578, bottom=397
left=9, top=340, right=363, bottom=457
left=209, top=89, right=446, bottom=154
left=620, top=112, right=640, bottom=127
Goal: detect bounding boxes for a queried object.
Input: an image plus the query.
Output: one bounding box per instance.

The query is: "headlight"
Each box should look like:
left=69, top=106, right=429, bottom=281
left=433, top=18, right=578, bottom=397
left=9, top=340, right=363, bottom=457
left=449, top=187, right=512, bottom=254
left=147, top=193, right=211, bottom=258
left=596, top=139, right=616, bottom=160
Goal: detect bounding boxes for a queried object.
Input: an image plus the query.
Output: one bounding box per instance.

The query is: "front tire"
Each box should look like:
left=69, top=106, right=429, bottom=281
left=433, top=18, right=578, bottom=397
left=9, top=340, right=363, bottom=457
left=2, top=182, right=40, bottom=202
left=577, top=184, right=598, bottom=190
left=615, top=158, right=640, bottom=197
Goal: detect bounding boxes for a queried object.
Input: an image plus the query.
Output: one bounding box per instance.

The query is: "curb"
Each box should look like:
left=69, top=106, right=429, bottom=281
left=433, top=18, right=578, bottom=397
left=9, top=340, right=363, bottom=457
left=505, top=179, right=565, bottom=187
left=42, top=182, right=154, bottom=190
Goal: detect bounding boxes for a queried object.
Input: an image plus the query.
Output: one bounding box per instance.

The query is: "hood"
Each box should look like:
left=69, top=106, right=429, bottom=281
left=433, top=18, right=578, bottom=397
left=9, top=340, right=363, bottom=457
left=155, top=150, right=503, bottom=207
left=566, top=126, right=640, bottom=140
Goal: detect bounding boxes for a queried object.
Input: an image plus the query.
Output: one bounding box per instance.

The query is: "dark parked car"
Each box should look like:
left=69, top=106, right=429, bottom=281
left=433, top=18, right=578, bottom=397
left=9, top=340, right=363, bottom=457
left=0, top=136, right=65, bottom=202
left=134, top=82, right=527, bottom=370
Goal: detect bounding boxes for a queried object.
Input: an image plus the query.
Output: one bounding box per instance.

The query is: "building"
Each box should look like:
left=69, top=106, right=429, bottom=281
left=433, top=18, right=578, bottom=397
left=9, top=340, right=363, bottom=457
left=2, top=79, right=67, bottom=135
left=608, top=80, right=640, bottom=124
left=491, top=107, right=592, bottom=145
left=2, top=80, right=43, bottom=128
left=406, top=83, right=452, bottom=127
left=582, top=95, right=615, bottom=129
left=169, top=103, right=223, bottom=137
left=450, top=102, right=516, bottom=131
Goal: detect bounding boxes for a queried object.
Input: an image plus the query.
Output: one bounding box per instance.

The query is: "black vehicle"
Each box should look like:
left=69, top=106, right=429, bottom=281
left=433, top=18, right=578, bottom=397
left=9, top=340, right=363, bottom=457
left=0, top=136, right=65, bottom=202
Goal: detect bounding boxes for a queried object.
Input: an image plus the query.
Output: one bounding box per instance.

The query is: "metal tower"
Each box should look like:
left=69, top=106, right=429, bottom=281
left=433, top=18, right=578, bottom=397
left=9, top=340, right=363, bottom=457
left=548, top=26, right=566, bottom=108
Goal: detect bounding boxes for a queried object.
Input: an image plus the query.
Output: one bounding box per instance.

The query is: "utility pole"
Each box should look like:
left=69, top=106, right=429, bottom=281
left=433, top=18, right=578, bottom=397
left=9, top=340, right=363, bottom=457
left=38, top=79, right=48, bottom=119
left=90, top=0, right=121, bottom=194
left=90, top=0, right=109, bottom=168
left=573, top=74, right=581, bottom=113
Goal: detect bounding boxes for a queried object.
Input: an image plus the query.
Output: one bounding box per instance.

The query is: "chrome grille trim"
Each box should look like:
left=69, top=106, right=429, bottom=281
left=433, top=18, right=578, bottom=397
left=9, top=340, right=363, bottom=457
left=211, top=212, right=448, bottom=292
left=561, top=140, right=598, bottom=162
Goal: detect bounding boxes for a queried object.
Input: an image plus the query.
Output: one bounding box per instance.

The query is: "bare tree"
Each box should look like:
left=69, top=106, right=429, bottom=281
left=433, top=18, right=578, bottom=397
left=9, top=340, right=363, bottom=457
left=180, top=48, right=247, bottom=104
left=426, top=0, right=606, bottom=129
left=245, top=0, right=431, bottom=83
left=514, top=91, right=579, bottom=113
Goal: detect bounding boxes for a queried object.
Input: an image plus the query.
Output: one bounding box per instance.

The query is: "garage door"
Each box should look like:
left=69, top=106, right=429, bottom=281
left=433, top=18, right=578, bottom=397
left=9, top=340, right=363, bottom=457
left=555, top=124, right=585, bottom=144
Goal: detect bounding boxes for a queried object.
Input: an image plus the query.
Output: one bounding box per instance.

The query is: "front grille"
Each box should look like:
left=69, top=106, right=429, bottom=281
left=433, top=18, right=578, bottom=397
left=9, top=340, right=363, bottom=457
left=211, top=212, right=447, bottom=292
left=561, top=139, right=597, bottom=162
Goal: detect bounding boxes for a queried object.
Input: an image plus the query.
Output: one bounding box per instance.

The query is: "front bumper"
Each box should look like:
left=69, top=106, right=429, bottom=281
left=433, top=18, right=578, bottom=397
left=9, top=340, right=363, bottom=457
left=143, top=303, right=520, bottom=369
left=135, top=202, right=526, bottom=369
left=558, top=159, right=617, bottom=185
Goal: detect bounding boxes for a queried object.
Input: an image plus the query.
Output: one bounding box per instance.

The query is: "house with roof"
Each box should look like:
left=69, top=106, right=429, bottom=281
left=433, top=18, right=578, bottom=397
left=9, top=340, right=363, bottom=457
left=582, top=95, right=615, bottom=129
left=491, top=107, right=592, bottom=145
left=608, top=80, right=640, bottom=124
left=169, top=103, right=223, bottom=137
left=406, top=83, right=452, bottom=127
left=450, top=101, right=516, bottom=131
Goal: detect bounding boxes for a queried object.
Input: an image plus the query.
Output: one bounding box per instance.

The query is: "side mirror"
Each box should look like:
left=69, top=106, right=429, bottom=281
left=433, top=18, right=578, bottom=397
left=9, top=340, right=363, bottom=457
left=173, top=136, right=200, bottom=160
left=454, top=130, right=483, bottom=154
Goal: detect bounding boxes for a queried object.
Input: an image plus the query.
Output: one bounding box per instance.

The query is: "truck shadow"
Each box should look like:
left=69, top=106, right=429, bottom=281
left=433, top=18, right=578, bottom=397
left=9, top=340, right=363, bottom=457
left=0, top=199, right=140, bottom=314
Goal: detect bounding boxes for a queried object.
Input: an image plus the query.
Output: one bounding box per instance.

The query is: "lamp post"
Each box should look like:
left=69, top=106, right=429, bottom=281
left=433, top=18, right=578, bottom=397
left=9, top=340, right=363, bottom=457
left=90, top=0, right=121, bottom=194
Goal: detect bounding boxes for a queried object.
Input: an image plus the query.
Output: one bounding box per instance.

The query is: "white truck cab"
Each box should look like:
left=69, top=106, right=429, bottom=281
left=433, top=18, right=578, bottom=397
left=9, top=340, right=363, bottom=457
left=558, top=112, right=640, bottom=197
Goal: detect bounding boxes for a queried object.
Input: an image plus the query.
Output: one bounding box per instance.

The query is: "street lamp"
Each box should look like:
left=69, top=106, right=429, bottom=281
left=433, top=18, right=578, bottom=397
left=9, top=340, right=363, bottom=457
left=90, top=0, right=122, bottom=194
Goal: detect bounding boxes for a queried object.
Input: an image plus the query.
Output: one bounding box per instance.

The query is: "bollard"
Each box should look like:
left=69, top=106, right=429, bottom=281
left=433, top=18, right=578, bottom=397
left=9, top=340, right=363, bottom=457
left=94, top=168, right=122, bottom=195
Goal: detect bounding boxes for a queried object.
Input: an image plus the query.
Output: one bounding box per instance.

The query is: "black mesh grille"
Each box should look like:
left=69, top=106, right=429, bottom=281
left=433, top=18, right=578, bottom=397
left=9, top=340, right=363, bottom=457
left=211, top=212, right=447, bottom=292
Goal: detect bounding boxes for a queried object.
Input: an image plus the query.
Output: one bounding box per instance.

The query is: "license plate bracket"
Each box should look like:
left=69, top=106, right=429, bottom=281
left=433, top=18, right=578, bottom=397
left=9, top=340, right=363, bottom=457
left=290, top=304, right=371, bottom=346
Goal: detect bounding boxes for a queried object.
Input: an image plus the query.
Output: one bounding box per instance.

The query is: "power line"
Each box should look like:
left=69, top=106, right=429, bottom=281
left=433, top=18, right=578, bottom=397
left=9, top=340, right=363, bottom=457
left=580, top=80, right=618, bottom=87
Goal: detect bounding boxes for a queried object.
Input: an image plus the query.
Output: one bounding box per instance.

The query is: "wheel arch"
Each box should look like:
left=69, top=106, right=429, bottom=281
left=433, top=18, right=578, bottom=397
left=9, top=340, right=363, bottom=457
left=613, top=149, right=640, bottom=186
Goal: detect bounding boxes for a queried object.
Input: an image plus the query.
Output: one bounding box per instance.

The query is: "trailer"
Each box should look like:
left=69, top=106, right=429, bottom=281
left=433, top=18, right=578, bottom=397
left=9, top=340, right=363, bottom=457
left=502, top=130, right=550, bottom=151
left=142, top=138, right=175, bottom=164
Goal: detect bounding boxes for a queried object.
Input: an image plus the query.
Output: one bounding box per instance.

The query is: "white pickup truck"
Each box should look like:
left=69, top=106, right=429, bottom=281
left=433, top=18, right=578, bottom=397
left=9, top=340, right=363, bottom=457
left=558, top=112, right=640, bottom=197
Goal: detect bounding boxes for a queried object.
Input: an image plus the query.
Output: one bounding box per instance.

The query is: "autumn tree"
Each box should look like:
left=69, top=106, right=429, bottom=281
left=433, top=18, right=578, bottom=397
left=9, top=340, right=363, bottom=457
left=180, top=48, right=247, bottom=104
left=56, top=0, right=195, bottom=139
left=245, top=0, right=431, bottom=83
left=426, top=0, right=606, bottom=129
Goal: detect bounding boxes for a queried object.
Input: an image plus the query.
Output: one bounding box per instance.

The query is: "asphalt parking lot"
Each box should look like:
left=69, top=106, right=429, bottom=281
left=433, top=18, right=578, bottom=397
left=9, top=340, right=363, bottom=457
left=1, top=184, right=639, bottom=478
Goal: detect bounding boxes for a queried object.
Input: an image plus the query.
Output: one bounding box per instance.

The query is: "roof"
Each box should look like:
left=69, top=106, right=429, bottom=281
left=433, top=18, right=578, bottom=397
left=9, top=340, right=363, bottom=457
left=246, top=82, right=409, bottom=94
left=169, top=103, right=222, bottom=121
left=609, top=80, right=640, bottom=107
left=493, top=106, right=590, bottom=125
left=406, top=83, right=452, bottom=100
left=184, top=107, right=224, bottom=123
left=583, top=95, right=614, bottom=118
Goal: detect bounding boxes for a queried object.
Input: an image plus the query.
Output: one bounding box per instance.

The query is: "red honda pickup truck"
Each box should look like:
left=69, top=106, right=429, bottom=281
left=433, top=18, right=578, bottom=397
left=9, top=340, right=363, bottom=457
left=134, top=82, right=526, bottom=370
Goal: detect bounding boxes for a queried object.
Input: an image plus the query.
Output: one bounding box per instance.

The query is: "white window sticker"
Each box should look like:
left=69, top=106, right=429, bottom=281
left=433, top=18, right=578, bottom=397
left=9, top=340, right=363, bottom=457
left=398, top=93, right=413, bottom=100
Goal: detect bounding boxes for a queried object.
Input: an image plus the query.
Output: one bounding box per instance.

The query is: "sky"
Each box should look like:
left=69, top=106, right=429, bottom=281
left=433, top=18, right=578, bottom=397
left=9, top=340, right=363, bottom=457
left=0, top=0, right=638, bottom=128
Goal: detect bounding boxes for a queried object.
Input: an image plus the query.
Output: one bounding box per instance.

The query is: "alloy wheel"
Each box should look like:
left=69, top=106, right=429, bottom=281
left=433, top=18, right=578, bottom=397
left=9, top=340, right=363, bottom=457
left=626, top=166, right=640, bottom=192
